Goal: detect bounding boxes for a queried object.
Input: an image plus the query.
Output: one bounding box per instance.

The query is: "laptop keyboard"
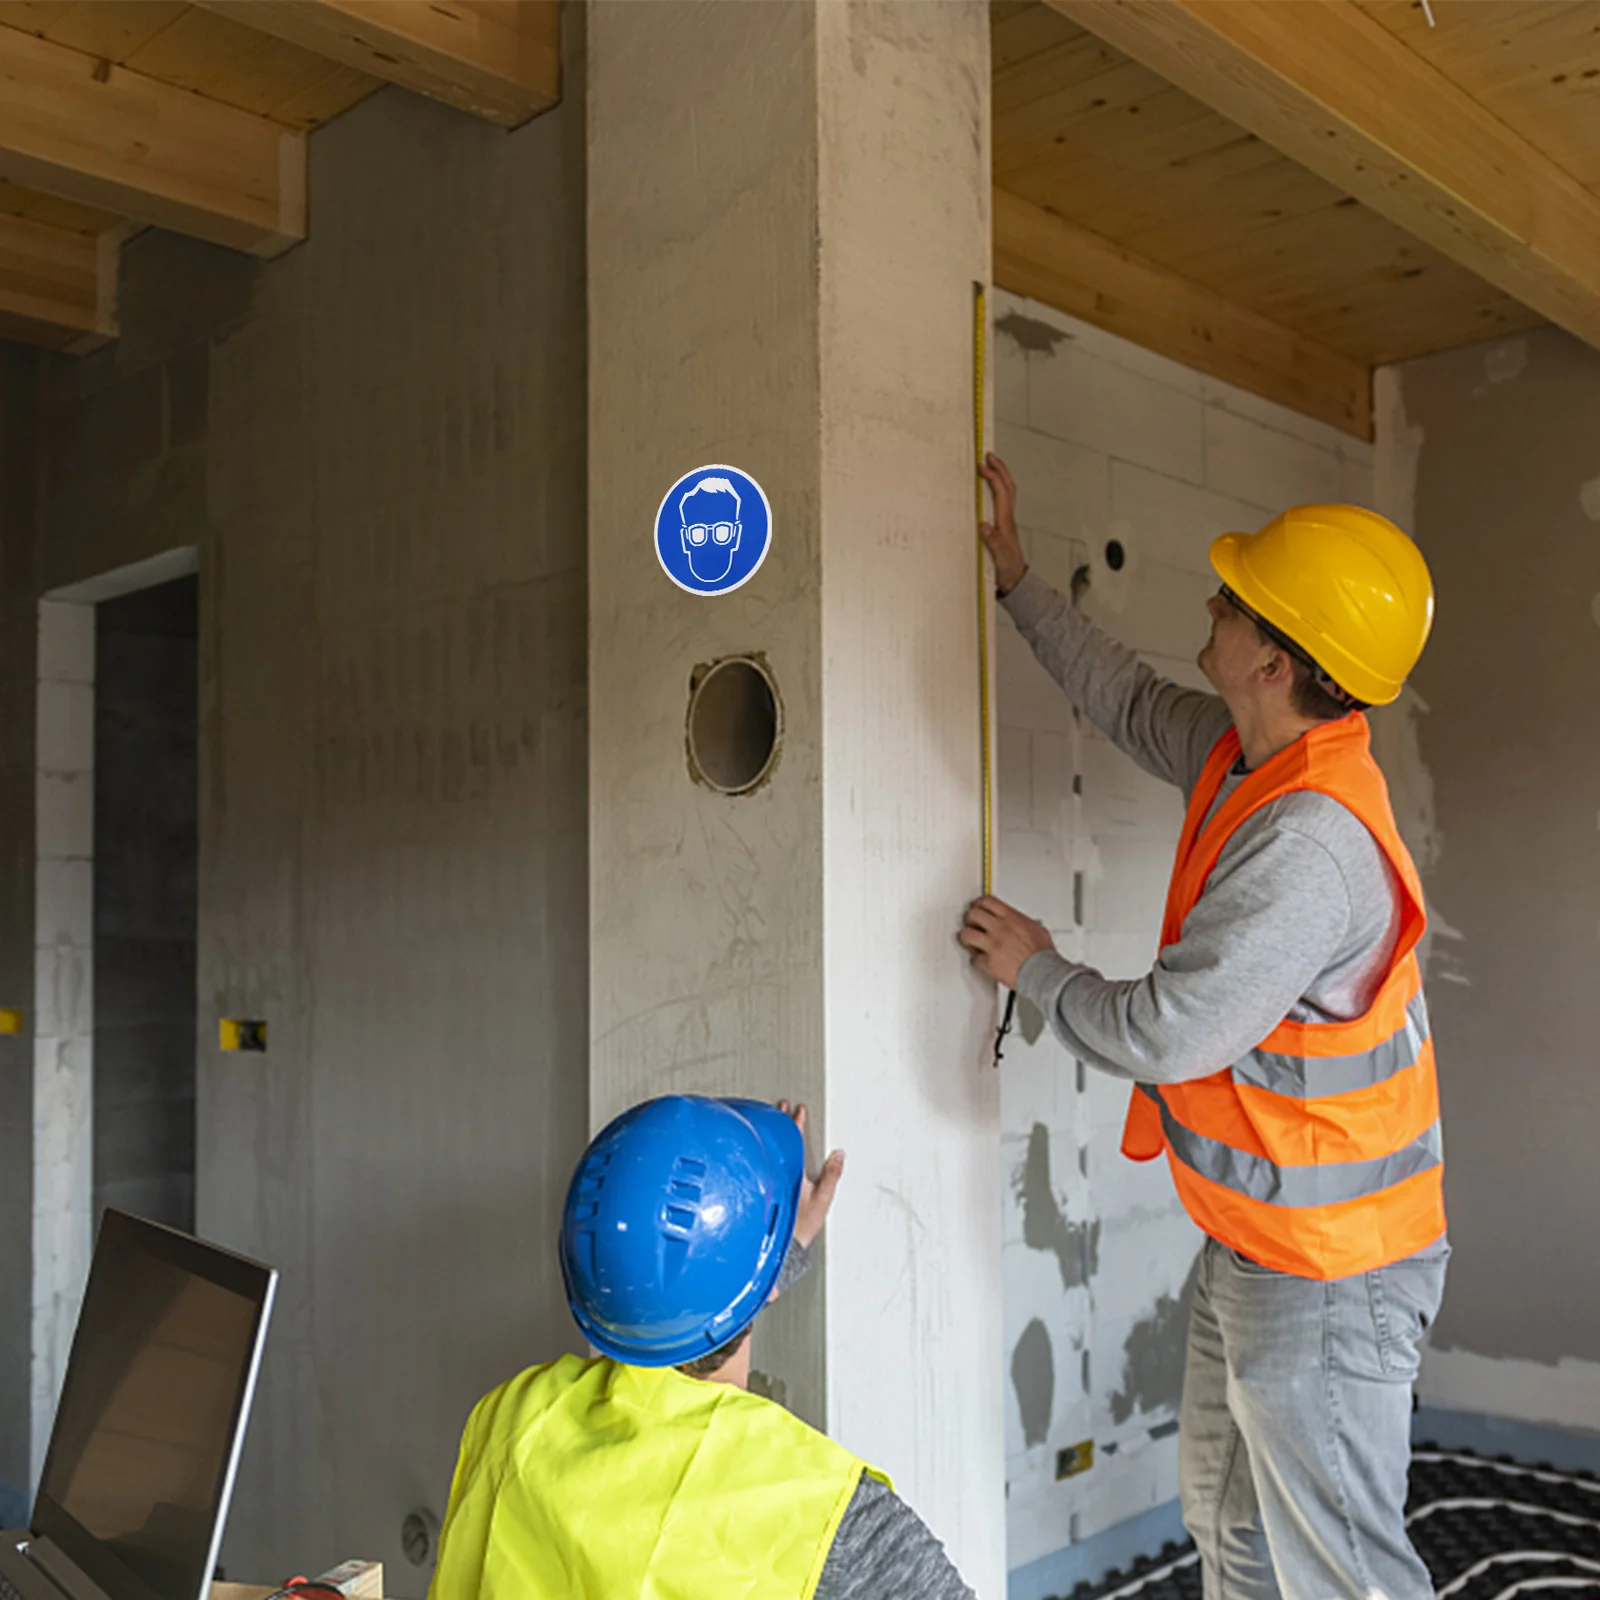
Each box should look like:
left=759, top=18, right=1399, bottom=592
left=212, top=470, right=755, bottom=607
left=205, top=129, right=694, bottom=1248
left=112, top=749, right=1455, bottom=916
left=0, top=1572, right=25, bottom=1600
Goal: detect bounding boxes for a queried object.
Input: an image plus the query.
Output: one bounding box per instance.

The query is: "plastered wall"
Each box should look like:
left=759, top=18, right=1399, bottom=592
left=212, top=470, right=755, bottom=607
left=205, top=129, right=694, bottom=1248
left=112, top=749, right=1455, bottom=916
left=1373, top=331, right=1600, bottom=1434
left=1, top=32, right=588, bottom=1587
left=990, top=290, right=1377, bottom=1585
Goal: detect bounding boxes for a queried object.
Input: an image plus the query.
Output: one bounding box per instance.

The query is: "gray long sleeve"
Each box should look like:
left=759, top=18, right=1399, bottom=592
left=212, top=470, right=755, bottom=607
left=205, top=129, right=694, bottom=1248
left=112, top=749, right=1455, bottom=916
left=773, top=1237, right=811, bottom=1296
left=999, top=571, right=1401, bottom=1083
left=814, top=1474, right=976, bottom=1600
left=1002, top=569, right=1231, bottom=794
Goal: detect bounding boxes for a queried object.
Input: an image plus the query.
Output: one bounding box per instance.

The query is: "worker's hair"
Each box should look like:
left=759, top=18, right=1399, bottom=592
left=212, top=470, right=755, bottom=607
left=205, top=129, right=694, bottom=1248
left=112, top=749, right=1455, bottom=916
left=679, top=477, right=741, bottom=522
left=1250, top=621, right=1362, bottom=721
left=676, top=1326, right=751, bottom=1381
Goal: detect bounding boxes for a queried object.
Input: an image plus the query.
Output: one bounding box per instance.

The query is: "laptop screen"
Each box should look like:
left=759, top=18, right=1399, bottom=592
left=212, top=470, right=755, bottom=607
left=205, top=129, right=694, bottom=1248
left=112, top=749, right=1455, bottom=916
left=32, top=1212, right=276, bottom=1600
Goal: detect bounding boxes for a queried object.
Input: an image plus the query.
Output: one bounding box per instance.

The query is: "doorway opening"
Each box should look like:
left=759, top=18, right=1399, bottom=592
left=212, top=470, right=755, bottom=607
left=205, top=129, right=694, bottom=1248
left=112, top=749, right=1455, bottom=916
left=31, top=548, right=197, bottom=1485
left=93, top=573, right=199, bottom=1231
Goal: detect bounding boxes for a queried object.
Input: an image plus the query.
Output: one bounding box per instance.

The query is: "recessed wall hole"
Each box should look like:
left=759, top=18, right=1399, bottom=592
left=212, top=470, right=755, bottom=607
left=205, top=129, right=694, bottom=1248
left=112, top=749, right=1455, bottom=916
left=686, top=654, right=781, bottom=796
left=1104, top=539, right=1126, bottom=571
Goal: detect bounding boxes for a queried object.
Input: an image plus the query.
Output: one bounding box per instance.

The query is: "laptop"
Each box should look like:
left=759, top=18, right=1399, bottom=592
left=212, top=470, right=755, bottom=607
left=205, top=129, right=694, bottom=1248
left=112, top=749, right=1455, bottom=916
left=1, top=1211, right=277, bottom=1600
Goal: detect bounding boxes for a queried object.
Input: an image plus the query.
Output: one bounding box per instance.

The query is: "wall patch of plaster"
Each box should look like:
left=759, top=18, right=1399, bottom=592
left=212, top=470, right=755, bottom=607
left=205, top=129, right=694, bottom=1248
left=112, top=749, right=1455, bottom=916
left=1373, top=367, right=1423, bottom=543
left=1369, top=688, right=1442, bottom=874
left=1369, top=366, right=1457, bottom=984
left=996, top=311, right=1072, bottom=357
left=1579, top=477, right=1600, bottom=523
left=1017, top=995, right=1045, bottom=1045
left=1013, top=1122, right=1100, bottom=1291
left=1481, top=340, right=1527, bottom=386
left=1591, top=591, right=1600, bottom=629
left=1109, top=1250, right=1201, bottom=1425
left=1011, top=1316, right=1055, bottom=1447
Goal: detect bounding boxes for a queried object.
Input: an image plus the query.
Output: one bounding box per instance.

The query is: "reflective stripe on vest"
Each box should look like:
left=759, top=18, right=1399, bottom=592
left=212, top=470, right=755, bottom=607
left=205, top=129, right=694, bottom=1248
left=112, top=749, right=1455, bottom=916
left=1137, top=1086, right=1443, bottom=1206
left=428, top=1354, right=886, bottom=1600
left=1119, top=715, right=1448, bottom=1280
left=1232, top=991, right=1430, bottom=1099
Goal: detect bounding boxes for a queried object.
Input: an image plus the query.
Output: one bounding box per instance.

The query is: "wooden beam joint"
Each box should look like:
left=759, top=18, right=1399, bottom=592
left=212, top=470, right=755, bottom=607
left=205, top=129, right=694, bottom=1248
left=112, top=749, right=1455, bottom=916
left=193, top=1, right=561, bottom=127
left=0, top=213, right=120, bottom=353
left=0, top=24, right=305, bottom=258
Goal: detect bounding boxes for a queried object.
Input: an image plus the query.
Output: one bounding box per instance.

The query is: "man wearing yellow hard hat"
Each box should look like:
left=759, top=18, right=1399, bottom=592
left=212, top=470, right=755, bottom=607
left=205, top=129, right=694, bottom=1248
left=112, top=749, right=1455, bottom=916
left=961, top=455, right=1447, bottom=1600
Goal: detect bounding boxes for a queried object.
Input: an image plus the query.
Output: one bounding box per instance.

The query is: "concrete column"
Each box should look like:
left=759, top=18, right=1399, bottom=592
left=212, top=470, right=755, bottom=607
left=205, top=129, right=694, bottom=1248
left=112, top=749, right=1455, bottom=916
left=588, top=3, right=1003, bottom=1591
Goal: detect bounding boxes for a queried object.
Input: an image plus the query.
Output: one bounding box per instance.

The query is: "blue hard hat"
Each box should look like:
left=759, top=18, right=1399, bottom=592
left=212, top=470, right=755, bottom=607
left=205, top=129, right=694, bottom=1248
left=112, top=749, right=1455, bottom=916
left=559, top=1095, right=805, bottom=1367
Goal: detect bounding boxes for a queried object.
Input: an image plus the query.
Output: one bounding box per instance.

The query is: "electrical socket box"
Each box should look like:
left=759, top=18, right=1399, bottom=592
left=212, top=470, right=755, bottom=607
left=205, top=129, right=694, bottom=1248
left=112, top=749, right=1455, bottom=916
left=220, top=1019, right=268, bottom=1052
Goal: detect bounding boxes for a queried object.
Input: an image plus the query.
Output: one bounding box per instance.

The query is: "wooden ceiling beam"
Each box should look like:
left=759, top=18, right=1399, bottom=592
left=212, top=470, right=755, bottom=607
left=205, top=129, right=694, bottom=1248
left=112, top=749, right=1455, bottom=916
left=995, top=186, right=1372, bottom=438
left=0, top=24, right=304, bottom=257
left=0, top=213, right=120, bottom=353
left=191, top=1, right=560, bottom=128
left=1043, top=0, right=1600, bottom=350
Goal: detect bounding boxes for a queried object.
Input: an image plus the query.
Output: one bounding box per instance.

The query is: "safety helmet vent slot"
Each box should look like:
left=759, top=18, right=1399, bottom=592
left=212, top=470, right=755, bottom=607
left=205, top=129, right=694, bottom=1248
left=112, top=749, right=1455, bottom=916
left=662, top=1236, right=689, bottom=1281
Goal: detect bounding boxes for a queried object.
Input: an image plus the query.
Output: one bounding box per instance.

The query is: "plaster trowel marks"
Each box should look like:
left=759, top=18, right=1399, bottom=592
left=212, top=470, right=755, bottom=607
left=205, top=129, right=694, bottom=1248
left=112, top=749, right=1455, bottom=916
left=1013, top=1122, right=1100, bottom=1291
left=1110, top=1251, right=1201, bottom=1427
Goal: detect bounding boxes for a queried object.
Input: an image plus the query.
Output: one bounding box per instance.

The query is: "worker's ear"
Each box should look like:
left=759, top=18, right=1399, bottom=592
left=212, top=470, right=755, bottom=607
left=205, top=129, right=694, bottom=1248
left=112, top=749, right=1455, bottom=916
left=1258, top=645, right=1293, bottom=683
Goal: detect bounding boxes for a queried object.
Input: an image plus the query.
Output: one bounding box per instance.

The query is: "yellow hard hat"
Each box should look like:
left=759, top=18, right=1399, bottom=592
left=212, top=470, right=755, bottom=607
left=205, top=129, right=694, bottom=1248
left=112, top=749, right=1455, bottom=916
left=1210, top=504, right=1434, bottom=707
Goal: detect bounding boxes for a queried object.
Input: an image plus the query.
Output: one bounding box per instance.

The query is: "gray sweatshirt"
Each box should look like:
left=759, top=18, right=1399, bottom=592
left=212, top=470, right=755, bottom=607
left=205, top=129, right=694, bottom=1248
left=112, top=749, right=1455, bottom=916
left=1000, top=571, right=1402, bottom=1081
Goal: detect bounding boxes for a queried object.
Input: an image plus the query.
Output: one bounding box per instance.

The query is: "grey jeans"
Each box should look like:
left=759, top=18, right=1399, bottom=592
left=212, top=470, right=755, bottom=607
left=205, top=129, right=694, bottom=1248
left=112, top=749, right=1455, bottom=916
left=1179, top=1233, right=1449, bottom=1600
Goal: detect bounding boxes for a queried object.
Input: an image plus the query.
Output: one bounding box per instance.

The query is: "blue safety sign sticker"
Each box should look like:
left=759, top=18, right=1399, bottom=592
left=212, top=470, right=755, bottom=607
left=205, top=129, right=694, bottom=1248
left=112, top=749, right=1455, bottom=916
left=654, top=464, right=772, bottom=596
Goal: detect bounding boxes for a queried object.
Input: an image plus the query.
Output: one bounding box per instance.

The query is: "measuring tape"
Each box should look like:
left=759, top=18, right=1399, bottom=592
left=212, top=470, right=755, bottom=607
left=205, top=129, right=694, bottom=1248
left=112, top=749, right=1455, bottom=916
left=974, top=282, right=1018, bottom=1065
left=974, top=281, right=993, bottom=896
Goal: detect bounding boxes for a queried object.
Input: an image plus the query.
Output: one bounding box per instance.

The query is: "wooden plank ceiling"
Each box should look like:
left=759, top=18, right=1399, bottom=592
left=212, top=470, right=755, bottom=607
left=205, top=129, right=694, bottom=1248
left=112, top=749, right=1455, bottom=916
left=0, top=0, right=558, bottom=352
left=6, top=0, right=1600, bottom=439
left=994, top=0, right=1600, bottom=438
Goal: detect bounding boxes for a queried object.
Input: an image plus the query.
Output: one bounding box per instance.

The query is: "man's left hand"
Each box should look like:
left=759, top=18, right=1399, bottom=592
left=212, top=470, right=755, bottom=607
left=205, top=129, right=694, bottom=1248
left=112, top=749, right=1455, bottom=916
left=960, top=896, right=1055, bottom=988
left=777, top=1101, right=844, bottom=1250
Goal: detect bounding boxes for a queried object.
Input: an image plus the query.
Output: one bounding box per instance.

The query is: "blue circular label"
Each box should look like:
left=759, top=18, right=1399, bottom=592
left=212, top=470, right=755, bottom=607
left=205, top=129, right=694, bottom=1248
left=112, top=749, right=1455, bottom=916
left=654, top=464, right=772, bottom=596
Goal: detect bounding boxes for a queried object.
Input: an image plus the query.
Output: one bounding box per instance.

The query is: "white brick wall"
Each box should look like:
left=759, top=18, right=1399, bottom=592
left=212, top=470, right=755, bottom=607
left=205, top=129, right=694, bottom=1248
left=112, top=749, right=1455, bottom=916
left=31, top=599, right=95, bottom=1486
left=995, top=290, right=1375, bottom=1577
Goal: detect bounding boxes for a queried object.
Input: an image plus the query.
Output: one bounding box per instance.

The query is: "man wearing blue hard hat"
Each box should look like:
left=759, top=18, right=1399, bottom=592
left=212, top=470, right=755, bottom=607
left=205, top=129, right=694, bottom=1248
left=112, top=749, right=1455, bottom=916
left=428, top=1094, right=976, bottom=1599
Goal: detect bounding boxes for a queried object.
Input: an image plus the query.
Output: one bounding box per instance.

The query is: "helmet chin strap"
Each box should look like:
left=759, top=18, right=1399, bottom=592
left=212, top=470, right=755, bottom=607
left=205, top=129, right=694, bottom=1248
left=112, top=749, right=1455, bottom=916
left=1221, top=584, right=1369, bottom=712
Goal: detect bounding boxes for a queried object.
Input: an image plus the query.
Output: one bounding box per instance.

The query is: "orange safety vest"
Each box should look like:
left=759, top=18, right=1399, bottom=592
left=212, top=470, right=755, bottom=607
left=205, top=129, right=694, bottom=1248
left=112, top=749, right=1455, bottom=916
left=1121, top=714, right=1447, bottom=1279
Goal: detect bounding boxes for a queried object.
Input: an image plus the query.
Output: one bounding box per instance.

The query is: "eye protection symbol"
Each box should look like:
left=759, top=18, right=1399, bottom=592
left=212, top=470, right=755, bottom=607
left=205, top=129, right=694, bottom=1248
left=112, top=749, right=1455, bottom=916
left=686, top=522, right=738, bottom=546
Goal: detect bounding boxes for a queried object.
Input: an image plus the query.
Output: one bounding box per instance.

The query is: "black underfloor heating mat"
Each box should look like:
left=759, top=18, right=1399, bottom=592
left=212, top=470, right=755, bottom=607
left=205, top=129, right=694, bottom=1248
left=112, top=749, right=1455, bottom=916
left=1059, top=1446, right=1600, bottom=1600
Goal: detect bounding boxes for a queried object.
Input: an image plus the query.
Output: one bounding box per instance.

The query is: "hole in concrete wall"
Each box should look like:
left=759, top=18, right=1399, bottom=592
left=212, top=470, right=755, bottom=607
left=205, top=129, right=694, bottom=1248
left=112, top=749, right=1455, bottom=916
left=686, top=655, right=780, bottom=795
left=1104, top=539, right=1126, bottom=571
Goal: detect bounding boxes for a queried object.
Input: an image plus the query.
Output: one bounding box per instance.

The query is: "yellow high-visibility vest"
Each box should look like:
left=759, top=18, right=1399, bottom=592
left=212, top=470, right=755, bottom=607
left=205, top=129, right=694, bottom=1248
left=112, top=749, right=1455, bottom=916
left=428, top=1354, right=888, bottom=1600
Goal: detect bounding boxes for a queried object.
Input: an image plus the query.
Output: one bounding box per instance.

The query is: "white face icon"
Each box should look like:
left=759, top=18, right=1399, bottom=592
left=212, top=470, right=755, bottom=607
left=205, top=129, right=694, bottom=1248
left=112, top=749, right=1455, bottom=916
left=680, top=479, right=744, bottom=584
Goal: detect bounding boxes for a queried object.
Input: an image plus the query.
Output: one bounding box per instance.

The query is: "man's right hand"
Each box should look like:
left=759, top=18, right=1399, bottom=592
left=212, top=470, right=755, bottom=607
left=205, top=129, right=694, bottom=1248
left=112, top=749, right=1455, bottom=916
left=979, top=452, right=1028, bottom=596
